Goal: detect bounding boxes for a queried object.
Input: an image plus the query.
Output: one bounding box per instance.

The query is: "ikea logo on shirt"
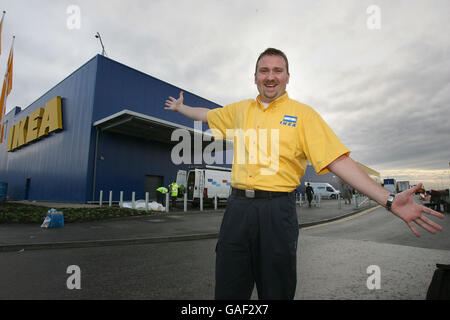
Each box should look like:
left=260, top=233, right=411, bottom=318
left=280, top=115, right=297, bottom=127
left=7, top=96, right=63, bottom=152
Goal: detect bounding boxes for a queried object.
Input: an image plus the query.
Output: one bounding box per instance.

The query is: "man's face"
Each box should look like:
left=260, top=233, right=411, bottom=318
left=254, top=54, right=290, bottom=103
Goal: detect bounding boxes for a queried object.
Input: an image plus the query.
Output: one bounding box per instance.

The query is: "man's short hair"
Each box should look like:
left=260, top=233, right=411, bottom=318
left=255, top=48, right=289, bottom=74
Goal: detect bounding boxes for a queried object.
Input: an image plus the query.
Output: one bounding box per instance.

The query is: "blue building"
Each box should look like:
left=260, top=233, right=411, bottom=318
left=0, top=55, right=223, bottom=203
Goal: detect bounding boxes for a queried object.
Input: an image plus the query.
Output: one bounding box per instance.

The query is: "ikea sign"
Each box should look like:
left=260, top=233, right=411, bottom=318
left=7, top=96, right=63, bottom=152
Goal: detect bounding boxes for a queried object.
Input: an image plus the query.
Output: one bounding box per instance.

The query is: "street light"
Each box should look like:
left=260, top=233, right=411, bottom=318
left=95, top=32, right=108, bottom=57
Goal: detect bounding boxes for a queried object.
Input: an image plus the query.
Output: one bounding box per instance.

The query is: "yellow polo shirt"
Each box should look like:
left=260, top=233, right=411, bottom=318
left=206, top=93, right=350, bottom=192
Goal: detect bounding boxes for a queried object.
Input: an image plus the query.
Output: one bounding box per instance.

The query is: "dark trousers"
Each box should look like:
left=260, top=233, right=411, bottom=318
left=156, top=193, right=165, bottom=206
left=307, top=194, right=313, bottom=206
left=215, top=192, right=299, bottom=300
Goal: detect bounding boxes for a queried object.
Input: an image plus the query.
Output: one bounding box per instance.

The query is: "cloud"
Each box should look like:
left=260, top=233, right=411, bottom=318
left=325, top=40, right=450, bottom=170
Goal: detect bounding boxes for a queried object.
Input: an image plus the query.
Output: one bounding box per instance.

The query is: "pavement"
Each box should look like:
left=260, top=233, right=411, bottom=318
left=0, top=197, right=378, bottom=252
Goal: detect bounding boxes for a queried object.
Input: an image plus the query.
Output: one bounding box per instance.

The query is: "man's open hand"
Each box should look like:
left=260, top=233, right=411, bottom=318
left=165, top=91, right=184, bottom=112
left=391, top=183, right=444, bottom=237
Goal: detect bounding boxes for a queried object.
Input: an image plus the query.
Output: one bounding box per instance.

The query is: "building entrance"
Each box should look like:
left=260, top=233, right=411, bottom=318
left=145, top=175, right=163, bottom=201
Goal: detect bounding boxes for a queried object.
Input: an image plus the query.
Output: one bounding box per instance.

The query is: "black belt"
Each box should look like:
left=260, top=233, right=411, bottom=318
left=231, top=187, right=292, bottom=199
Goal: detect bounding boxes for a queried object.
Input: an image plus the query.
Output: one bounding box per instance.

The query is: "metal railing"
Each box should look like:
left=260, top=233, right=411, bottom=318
left=95, top=190, right=222, bottom=213
left=97, top=190, right=374, bottom=213
left=296, top=193, right=373, bottom=210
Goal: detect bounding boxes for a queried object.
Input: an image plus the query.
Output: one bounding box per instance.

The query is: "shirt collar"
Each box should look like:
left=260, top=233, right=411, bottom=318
left=256, top=92, right=289, bottom=109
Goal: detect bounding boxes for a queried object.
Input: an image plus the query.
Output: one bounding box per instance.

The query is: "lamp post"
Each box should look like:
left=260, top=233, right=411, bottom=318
left=95, top=32, right=107, bottom=57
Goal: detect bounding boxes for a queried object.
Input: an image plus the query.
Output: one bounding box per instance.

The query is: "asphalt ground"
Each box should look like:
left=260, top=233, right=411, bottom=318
left=0, top=197, right=377, bottom=252
left=1, top=197, right=448, bottom=301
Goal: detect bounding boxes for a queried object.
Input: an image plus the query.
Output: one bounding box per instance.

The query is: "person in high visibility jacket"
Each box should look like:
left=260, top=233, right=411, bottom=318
left=156, top=186, right=168, bottom=206
left=169, top=182, right=178, bottom=207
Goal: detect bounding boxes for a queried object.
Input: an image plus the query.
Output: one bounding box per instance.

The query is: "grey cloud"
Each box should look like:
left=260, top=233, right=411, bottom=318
left=317, top=37, right=450, bottom=171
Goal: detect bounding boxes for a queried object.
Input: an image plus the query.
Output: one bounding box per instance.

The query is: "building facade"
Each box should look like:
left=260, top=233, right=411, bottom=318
left=0, top=55, right=222, bottom=203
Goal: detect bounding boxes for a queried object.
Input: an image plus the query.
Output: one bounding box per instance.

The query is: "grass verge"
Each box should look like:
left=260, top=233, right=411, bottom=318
left=0, top=201, right=157, bottom=224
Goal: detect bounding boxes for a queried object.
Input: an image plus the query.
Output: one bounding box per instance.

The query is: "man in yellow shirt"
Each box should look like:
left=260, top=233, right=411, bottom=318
left=164, top=48, right=444, bottom=300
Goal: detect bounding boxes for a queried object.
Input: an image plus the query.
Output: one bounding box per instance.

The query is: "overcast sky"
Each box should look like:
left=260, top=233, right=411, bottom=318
left=1, top=0, right=449, bottom=189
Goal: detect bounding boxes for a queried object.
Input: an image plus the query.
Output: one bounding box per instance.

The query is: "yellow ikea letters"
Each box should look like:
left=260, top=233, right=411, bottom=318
left=7, top=96, right=63, bottom=152
left=26, top=107, right=45, bottom=144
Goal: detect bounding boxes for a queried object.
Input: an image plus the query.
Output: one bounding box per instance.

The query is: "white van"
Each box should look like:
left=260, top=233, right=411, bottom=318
left=308, top=182, right=340, bottom=199
left=176, top=170, right=187, bottom=188
left=186, top=166, right=232, bottom=206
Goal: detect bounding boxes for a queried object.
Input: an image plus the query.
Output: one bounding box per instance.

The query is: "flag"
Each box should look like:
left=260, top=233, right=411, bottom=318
left=0, top=36, right=14, bottom=143
left=0, top=78, right=5, bottom=115
left=0, top=79, right=7, bottom=143
left=0, top=11, right=5, bottom=56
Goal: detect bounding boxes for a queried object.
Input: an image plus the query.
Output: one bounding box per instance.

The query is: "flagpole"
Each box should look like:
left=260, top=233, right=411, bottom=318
left=0, top=11, right=5, bottom=26
left=0, top=11, right=6, bottom=55
left=5, top=35, right=15, bottom=95
left=9, top=35, right=15, bottom=56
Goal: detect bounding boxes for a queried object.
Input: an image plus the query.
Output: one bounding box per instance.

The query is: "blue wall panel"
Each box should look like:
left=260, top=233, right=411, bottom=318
left=92, top=56, right=222, bottom=129
left=88, top=56, right=224, bottom=202
left=0, top=57, right=98, bottom=202
left=92, top=131, right=190, bottom=201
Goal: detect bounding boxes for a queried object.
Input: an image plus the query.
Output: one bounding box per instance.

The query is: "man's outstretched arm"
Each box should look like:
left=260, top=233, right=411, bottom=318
left=165, top=91, right=210, bottom=123
left=327, top=155, right=444, bottom=237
